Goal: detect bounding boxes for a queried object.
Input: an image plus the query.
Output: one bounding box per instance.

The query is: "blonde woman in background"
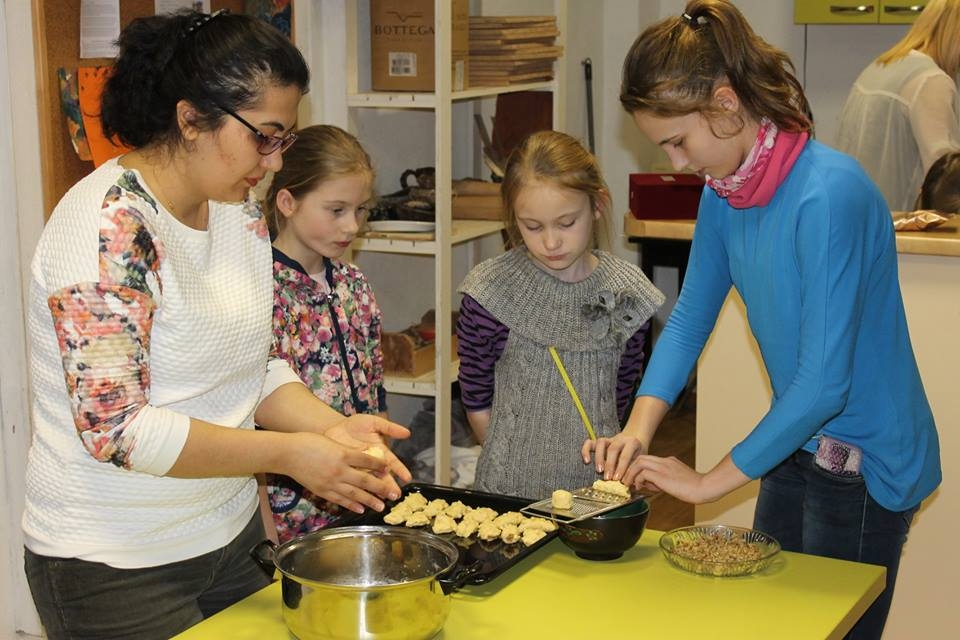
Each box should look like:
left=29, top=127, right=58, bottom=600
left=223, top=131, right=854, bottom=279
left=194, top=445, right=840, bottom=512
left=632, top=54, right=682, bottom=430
left=835, top=0, right=960, bottom=212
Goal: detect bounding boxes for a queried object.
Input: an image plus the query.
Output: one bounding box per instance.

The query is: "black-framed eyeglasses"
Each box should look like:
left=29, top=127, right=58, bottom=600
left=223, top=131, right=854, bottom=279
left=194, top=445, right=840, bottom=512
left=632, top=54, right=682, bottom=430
left=217, top=104, right=297, bottom=155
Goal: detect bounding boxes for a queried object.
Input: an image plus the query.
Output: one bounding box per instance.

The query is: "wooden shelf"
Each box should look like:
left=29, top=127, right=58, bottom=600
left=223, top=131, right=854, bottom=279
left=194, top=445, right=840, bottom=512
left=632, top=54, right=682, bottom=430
left=383, top=359, right=460, bottom=396
left=352, top=219, right=504, bottom=255
left=346, top=80, right=557, bottom=109
left=337, top=0, right=567, bottom=485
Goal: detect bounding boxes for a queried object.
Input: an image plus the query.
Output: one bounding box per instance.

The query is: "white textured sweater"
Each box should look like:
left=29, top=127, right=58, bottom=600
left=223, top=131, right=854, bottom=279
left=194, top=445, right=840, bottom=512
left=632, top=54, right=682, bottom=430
left=23, top=158, right=300, bottom=568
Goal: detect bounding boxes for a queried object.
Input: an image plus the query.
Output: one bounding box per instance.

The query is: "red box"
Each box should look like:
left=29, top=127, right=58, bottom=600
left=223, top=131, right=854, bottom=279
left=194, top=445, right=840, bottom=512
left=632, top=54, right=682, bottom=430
left=628, top=173, right=704, bottom=220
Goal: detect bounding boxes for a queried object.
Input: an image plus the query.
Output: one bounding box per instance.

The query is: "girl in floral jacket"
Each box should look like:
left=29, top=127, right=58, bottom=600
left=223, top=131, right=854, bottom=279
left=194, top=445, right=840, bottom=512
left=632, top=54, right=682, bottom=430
left=264, top=125, right=388, bottom=542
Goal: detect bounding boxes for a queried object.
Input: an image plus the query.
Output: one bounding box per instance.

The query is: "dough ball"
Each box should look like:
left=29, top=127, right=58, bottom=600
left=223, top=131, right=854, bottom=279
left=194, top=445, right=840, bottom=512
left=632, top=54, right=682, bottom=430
left=552, top=489, right=574, bottom=509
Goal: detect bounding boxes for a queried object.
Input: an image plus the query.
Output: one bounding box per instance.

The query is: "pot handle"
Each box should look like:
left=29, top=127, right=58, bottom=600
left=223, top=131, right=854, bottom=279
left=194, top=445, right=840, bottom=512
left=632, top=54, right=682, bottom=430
left=437, top=560, right=484, bottom=595
left=249, top=539, right=279, bottom=580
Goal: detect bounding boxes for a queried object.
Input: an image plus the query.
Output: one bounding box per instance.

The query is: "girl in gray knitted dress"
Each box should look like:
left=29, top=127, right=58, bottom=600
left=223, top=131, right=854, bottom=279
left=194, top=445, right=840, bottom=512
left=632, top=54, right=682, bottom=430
left=456, top=130, right=665, bottom=499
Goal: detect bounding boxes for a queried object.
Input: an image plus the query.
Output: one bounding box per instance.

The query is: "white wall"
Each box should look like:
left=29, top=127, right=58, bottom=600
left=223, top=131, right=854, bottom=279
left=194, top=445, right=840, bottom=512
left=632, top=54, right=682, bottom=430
left=2, top=0, right=45, bottom=636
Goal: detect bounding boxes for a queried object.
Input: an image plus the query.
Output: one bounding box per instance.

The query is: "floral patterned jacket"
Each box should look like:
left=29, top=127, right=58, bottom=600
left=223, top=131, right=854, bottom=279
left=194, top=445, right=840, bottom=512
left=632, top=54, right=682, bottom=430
left=266, top=248, right=386, bottom=542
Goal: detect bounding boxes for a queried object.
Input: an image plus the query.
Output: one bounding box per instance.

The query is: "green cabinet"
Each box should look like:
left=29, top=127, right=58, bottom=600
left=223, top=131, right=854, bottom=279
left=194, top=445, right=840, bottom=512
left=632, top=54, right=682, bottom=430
left=794, top=1, right=927, bottom=24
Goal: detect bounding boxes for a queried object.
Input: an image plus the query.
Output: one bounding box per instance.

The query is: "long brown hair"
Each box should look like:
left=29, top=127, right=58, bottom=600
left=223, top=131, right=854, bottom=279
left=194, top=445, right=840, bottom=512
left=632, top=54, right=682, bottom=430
left=500, top=130, right=610, bottom=250
left=620, top=0, right=812, bottom=136
left=877, top=0, right=960, bottom=78
left=263, top=125, right=374, bottom=238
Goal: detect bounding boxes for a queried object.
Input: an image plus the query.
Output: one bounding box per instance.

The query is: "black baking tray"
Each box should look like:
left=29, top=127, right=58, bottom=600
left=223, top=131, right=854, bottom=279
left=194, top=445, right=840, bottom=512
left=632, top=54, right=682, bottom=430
left=345, top=482, right=557, bottom=586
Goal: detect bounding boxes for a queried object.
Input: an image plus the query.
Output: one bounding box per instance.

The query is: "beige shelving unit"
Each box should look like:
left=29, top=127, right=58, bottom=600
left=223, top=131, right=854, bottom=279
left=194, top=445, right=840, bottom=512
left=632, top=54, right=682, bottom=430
left=338, top=0, right=566, bottom=484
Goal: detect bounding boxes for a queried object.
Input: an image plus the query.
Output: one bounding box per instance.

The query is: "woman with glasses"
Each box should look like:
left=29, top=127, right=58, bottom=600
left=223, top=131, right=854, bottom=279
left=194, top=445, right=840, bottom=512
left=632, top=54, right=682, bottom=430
left=22, top=10, right=411, bottom=639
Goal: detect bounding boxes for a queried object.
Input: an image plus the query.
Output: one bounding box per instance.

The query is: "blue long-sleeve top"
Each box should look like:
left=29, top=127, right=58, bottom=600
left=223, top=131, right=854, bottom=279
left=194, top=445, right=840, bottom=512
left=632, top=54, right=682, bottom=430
left=637, top=140, right=941, bottom=511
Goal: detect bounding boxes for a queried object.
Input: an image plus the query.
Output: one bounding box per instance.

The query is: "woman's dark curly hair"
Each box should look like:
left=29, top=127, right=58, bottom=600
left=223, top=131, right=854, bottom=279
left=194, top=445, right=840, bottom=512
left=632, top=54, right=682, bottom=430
left=101, top=10, right=309, bottom=151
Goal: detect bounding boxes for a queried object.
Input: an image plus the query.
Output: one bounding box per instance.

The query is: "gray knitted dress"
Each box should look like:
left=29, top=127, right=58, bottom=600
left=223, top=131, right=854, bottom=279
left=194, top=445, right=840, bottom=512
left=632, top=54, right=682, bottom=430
left=459, top=248, right=665, bottom=499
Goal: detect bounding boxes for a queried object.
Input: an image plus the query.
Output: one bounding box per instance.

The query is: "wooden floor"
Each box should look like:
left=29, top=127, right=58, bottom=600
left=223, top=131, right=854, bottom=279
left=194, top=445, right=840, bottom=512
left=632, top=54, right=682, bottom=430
left=643, top=389, right=696, bottom=532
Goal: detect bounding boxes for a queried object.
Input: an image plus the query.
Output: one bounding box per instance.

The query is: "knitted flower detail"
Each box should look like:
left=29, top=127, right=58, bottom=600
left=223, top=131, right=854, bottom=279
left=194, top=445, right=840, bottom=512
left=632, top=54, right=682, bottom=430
left=582, top=290, right=645, bottom=344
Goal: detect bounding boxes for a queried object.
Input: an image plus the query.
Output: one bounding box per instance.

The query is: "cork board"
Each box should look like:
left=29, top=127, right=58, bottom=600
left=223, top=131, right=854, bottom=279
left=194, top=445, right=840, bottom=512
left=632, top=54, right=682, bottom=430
left=33, top=0, right=249, bottom=219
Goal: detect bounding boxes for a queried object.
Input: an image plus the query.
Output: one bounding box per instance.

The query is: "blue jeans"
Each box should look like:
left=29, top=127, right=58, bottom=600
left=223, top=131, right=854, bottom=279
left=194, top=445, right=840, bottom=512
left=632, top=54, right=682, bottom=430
left=754, top=450, right=918, bottom=640
left=24, top=511, right=271, bottom=640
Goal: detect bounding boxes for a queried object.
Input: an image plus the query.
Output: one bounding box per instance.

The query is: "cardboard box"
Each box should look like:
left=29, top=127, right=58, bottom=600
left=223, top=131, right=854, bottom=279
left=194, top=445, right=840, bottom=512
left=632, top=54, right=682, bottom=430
left=628, top=173, right=704, bottom=220
left=452, top=194, right=502, bottom=220
left=382, top=333, right=459, bottom=377
left=370, top=0, right=469, bottom=92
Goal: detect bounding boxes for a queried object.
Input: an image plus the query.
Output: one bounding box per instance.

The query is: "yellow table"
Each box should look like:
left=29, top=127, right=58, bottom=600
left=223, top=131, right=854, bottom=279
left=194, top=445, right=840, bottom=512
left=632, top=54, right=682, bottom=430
left=173, top=530, right=884, bottom=640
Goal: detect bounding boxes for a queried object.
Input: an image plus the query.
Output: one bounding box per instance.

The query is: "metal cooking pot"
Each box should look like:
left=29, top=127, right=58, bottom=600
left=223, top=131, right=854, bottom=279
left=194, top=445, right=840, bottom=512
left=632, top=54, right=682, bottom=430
left=251, top=525, right=474, bottom=640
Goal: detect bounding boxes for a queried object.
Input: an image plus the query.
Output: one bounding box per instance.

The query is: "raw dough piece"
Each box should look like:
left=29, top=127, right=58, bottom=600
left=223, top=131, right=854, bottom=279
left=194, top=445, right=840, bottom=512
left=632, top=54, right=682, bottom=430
left=444, top=500, right=468, bottom=519
left=552, top=489, right=573, bottom=509
left=402, top=492, right=428, bottom=510
left=404, top=511, right=430, bottom=528
left=477, top=521, right=502, bottom=541
left=465, top=506, right=497, bottom=523
left=493, top=511, right=523, bottom=527
left=383, top=503, right=412, bottom=525
left=423, top=498, right=449, bottom=518
left=500, top=524, right=521, bottom=544
left=520, top=517, right=557, bottom=533
left=522, top=528, right=547, bottom=547
left=455, top=518, right=478, bottom=538
left=384, top=509, right=409, bottom=525
left=432, top=513, right=456, bottom=534
left=592, top=479, right=630, bottom=498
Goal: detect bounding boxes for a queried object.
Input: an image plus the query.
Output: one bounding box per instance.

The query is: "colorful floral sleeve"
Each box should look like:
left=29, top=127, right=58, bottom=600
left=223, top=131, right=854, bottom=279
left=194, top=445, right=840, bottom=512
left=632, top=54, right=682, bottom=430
left=47, top=185, right=163, bottom=468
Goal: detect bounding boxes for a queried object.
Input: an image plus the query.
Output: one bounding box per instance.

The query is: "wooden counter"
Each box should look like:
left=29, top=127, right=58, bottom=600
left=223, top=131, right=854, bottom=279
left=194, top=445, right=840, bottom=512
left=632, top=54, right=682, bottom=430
left=173, top=530, right=884, bottom=640
left=623, top=213, right=960, bottom=257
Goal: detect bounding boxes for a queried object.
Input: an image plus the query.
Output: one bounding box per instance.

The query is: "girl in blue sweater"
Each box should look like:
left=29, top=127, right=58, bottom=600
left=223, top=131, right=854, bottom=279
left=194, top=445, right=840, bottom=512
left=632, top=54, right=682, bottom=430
left=585, top=2, right=941, bottom=638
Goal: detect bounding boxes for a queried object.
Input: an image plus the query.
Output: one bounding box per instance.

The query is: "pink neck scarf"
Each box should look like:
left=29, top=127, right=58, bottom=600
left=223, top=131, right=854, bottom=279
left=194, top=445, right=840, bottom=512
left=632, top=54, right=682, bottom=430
left=706, top=118, right=809, bottom=209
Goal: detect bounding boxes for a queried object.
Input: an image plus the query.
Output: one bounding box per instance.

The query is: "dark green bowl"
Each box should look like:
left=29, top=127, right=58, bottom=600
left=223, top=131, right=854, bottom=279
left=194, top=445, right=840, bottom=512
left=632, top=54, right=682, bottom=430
left=558, top=499, right=650, bottom=561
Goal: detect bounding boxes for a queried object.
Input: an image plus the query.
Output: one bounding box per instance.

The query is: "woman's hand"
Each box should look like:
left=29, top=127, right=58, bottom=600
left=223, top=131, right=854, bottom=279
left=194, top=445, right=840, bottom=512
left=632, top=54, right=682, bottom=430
left=323, top=414, right=413, bottom=490
left=282, top=430, right=405, bottom=514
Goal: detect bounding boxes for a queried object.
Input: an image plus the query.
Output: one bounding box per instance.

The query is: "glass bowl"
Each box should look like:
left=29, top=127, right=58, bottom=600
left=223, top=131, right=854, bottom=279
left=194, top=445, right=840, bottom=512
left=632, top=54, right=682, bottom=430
left=659, top=525, right=780, bottom=577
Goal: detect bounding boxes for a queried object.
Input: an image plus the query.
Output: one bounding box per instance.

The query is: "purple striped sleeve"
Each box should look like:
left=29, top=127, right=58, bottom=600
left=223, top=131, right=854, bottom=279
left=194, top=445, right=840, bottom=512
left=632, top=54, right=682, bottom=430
left=456, top=295, right=509, bottom=412
left=616, top=321, right=650, bottom=421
